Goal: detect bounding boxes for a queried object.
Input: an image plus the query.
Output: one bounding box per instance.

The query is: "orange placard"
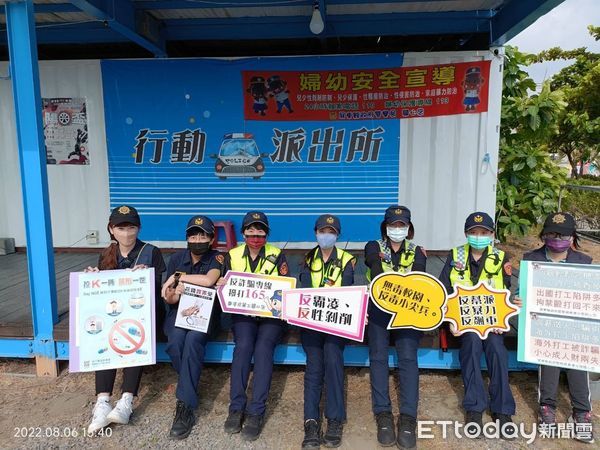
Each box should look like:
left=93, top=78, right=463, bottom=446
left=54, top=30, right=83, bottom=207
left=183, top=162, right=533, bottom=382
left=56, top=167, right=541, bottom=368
left=444, top=281, right=519, bottom=339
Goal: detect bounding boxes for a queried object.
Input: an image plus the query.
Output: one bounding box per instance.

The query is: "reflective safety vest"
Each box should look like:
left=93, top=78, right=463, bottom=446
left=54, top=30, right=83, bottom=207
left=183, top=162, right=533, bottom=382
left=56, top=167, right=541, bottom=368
left=449, top=244, right=505, bottom=289
left=228, top=243, right=282, bottom=275
left=307, top=247, right=355, bottom=288
left=366, top=239, right=417, bottom=282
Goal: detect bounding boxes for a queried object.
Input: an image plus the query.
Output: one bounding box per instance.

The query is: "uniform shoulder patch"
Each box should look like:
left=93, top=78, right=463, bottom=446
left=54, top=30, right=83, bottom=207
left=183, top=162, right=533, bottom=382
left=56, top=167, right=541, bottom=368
left=503, top=261, right=512, bottom=276
left=279, top=261, right=289, bottom=276
left=215, top=254, right=224, bottom=265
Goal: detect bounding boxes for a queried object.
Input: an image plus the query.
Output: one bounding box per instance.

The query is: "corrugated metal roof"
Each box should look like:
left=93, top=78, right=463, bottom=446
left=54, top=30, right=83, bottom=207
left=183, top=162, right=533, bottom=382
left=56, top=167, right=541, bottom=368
left=0, top=0, right=563, bottom=58
left=17, top=0, right=509, bottom=23
left=146, top=1, right=506, bottom=21
left=148, top=6, right=311, bottom=20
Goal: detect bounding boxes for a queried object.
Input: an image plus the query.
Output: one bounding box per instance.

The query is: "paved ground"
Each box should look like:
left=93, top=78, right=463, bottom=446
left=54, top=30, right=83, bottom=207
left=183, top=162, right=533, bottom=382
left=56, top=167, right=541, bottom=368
left=0, top=359, right=597, bottom=449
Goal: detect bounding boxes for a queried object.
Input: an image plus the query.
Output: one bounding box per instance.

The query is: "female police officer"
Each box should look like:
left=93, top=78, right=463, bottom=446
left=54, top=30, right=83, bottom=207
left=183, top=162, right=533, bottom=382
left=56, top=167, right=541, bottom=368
left=520, top=212, right=594, bottom=444
left=438, top=212, right=516, bottom=439
left=364, top=206, right=426, bottom=449
left=161, top=215, right=223, bottom=440
left=84, top=205, right=165, bottom=435
left=221, top=211, right=289, bottom=441
left=298, top=215, right=355, bottom=449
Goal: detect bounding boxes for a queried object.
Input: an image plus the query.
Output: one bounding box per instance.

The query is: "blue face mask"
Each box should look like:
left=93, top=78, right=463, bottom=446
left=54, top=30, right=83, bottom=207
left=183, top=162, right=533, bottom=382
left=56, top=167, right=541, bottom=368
left=317, top=233, right=337, bottom=249
left=467, top=234, right=493, bottom=249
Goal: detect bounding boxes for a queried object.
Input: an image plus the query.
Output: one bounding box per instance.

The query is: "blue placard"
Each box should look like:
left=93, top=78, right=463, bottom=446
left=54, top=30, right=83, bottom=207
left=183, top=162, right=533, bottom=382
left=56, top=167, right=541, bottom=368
left=101, top=54, right=403, bottom=242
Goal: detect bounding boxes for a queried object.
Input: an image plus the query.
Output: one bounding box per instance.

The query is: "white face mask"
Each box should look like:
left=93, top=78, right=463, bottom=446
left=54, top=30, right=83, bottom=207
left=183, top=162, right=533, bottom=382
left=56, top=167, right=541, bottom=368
left=387, top=226, right=409, bottom=243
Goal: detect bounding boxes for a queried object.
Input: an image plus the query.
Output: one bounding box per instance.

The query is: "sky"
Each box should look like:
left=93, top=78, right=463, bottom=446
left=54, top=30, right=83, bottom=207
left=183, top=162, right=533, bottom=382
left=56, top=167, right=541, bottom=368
left=508, top=0, right=600, bottom=86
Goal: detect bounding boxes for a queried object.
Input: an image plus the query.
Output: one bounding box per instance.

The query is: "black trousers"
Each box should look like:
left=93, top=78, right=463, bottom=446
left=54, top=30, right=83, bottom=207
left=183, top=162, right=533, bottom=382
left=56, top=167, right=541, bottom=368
left=538, top=365, right=591, bottom=412
left=95, top=366, right=143, bottom=396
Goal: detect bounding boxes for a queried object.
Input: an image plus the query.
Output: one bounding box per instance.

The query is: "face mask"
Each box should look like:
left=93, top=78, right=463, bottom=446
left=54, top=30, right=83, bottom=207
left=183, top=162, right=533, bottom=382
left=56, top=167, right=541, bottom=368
left=316, top=233, right=337, bottom=249
left=245, top=235, right=266, bottom=250
left=188, top=242, right=211, bottom=256
left=467, top=234, right=493, bottom=249
left=387, top=227, right=409, bottom=243
left=544, top=237, right=571, bottom=253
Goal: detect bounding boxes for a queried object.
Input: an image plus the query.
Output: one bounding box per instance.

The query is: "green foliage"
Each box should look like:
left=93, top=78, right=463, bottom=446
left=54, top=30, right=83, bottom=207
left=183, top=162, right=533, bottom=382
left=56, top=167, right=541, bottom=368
left=561, top=177, right=600, bottom=229
left=535, top=29, right=600, bottom=177
left=497, top=143, right=567, bottom=239
left=496, top=46, right=567, bottom=240
left=496, top=26, right=600, bottom=239
left=577, top=174, right=600, bottom=183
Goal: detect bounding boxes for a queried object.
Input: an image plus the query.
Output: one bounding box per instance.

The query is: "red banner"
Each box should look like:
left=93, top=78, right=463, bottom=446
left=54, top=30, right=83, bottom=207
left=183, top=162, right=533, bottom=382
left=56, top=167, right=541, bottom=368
left=243, top=60, right=491, bottom=121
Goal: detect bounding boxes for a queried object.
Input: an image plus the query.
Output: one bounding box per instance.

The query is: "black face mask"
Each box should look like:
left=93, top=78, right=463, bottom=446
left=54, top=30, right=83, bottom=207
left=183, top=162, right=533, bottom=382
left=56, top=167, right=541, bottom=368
left=188, top=242, right=211, bottom=256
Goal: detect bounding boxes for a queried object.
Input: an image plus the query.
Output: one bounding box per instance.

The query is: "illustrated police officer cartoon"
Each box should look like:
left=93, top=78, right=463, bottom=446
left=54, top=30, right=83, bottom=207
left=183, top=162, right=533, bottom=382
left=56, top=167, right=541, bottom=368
left=267, top=75, right=294, bottom=114
left=462, top=67, right=484, bottom=111
left=247, top=76, right=269, bottom=116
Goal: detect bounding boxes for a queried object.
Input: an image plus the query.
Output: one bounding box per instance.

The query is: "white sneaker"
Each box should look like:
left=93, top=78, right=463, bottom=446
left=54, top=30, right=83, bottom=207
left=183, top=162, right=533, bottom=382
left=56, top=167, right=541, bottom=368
left=106, top=393, right=134, bottom=425
left=87, top=397, right=112, bottom=435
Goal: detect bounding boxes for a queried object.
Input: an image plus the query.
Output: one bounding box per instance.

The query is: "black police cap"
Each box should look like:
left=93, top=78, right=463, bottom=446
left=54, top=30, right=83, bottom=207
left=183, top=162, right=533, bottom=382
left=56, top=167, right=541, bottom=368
left=384, top=205, right=412, bottom=225
left=242, top=211, right=269, bottom=230
left=186, top=215, right=215, bottom=235
left=542, top=212, right=576, bottom=236
left=464, top=212, right=494, bottom=232
left=314, top=214, right=341, bottom=234
left=109, top=205, right=140, bottom=227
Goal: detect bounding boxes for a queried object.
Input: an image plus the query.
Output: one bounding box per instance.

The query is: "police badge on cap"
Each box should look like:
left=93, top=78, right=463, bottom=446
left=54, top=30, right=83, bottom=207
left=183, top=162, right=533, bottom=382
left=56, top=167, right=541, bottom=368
left=109, top=205, right=140, bottom=227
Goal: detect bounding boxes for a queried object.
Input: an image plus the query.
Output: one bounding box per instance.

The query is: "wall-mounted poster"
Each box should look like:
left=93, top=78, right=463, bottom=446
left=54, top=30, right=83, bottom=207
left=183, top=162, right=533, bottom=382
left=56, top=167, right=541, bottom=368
left=43, top=97, right=89, bottom=165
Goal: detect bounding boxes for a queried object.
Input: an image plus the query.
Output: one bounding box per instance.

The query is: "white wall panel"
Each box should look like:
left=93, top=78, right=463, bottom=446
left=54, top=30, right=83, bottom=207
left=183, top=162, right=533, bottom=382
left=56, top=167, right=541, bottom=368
left=400, top=50, right=503, bottom=250
left=0, top=60, right=110, bottom=247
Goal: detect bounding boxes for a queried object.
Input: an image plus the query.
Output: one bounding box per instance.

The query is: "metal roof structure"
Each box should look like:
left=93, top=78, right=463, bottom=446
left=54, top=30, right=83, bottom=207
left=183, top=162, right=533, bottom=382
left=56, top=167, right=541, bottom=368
left=0, top=0, right=566, bottom=58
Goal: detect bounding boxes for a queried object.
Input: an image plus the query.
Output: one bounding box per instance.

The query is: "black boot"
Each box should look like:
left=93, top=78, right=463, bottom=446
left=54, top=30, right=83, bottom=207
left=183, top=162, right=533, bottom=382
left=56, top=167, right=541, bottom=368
left=302, top=419, right=321, bottom=449
left=169, top=400, right=196, bottom=440
left=464, top=411, right=483, bottom=438
left=241, top=413, right=265, bottom=441
left=375, top=412, right=396, bottom=446
left=491, top=412, right=517, bottom=440
left=396, top=414, right=417, bottom=449
left=322, top=419, right=343, bottom=448
left=223, top=410, right=244, bottom=434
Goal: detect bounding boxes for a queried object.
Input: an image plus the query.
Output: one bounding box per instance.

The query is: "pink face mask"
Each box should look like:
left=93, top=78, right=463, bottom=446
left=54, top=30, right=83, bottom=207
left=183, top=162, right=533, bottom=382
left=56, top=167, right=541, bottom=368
left=245, top=235, right=266, bottom=250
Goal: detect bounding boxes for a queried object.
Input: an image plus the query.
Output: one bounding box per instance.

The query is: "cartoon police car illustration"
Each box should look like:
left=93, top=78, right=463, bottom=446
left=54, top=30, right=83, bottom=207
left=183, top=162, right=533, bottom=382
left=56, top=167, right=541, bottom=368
left=210, top=133, right=267, bottom=180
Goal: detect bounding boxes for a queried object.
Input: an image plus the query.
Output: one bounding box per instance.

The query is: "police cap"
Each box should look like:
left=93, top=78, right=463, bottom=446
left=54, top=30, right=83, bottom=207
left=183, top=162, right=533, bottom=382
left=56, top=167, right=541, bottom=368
left=109, top=205, right=140, bottom=227
left=464, top=212, right=495, bottom=232
left=314, top=214, right=341, bottom=234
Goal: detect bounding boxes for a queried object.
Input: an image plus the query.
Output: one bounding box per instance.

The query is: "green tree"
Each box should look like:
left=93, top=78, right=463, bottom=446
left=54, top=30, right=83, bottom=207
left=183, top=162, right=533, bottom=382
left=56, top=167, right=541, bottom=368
left=496, top=46, right=567, bottom=240
left=535, top=27, right=600, bottom=177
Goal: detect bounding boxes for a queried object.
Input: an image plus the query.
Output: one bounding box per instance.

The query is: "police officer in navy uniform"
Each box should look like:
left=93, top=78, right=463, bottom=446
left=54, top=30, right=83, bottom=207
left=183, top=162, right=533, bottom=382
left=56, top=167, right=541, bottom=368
left=161, top=215, right=223, bottom=439
left=222, top=211, right=289, bottom=441
left=519, top=212, right=594, bottom=444
left=364, top=206, right=426, bottom=449
left=438, top=212, right=516, bottom=438
left=85, top=205, right=166, bottom=435
left=298, top=215, right=355, bottom=449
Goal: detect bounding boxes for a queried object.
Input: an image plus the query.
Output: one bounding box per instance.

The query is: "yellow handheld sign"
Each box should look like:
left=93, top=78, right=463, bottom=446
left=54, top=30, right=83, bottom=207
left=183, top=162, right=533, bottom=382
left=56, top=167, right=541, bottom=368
left=444, top=281, right=519, bottom=339
left=369, top=271, right=447, bottom=331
